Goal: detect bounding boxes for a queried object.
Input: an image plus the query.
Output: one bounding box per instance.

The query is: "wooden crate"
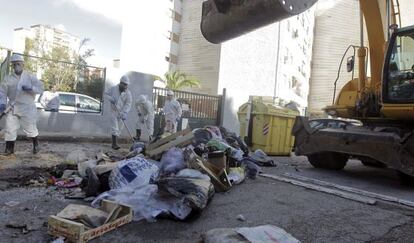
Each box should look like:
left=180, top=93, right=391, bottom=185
left=48, top=200, right=133, bottom=243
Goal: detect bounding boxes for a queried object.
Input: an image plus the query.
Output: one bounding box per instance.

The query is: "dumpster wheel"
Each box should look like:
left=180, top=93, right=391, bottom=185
left=307, top=152, right=349, bottom=170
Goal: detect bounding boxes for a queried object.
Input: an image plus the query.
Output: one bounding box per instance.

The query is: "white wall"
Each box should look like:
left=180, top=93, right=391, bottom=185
left=34, top=69, right=154, bottom=139
left=308, top=0, right=361, bottom=116
left=218, top=23, right=280, bottom=133
left=120, top=2, right=173, bottom=77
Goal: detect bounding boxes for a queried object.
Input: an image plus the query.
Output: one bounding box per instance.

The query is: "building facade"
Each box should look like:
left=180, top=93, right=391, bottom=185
left=13, top=24, right=81, bottom=56
left=176, top=0, right=315, bottom=131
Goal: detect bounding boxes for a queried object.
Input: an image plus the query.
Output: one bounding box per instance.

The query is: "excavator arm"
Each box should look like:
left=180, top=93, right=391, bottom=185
left=201, top=0, right=317, bottom=44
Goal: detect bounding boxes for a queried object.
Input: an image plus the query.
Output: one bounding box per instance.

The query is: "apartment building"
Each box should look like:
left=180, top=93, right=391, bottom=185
left=13, top=24, right=81, bottom=56
left=176, top=0, right=315, bottom=131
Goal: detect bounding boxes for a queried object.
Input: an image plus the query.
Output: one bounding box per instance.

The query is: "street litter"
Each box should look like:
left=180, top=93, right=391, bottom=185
left=42, top=125, right=275, bottom=228
left=48, top=200, right=132, bottom=243
left=203, top=225, right=300, bottom=243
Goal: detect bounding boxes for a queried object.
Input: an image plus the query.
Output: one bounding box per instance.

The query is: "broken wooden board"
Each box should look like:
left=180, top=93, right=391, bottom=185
left=147, top=128, right=192, bottom=151
left=146, top=131, right=194, bottom=158
left=48, top=200, right=132, bottom=243
left=283, top=173, right=414, bottom=208
left=186, top=149, right=231, bottom=192
left=260, top=173, right=377, bottom=205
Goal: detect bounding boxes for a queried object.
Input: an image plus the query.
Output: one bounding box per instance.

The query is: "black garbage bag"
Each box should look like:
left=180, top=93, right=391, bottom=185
left=248, top=149, right=277, bottom=167
left=220, top=126, right=249, bottom=155
left=193, top=128, right=213, bottom=146
left=157, top=177, right=215, bottom=211
left=241, top=158, right=262, bottom=179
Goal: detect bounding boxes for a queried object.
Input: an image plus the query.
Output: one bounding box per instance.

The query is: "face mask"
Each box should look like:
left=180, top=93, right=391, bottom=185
left=13, top=65, right=23, bottom=75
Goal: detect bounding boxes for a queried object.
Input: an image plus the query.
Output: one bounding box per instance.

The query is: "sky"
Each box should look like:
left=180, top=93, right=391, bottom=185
left=0, top=0, right=123, bottom=67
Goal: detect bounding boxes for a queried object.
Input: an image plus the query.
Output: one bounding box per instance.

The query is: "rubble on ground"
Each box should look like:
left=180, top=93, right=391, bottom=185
left=1, top=126, right=277, bottom=241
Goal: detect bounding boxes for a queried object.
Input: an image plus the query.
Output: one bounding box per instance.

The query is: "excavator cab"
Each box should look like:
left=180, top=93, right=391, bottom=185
left=383, top=26, right=414, bottom=104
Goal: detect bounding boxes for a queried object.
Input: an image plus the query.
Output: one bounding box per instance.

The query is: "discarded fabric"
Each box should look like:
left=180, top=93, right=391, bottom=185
left=159, top=147, right=186, bottom=176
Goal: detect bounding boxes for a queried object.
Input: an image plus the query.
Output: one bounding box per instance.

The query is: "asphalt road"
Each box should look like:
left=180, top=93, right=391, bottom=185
left=0, top=142, right=413, bottom=243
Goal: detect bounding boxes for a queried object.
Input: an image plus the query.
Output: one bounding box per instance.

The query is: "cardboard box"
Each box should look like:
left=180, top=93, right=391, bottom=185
left=48, top=200, right=133, bottom=243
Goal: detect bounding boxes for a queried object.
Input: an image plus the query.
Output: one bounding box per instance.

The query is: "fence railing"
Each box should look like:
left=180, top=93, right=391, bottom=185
left=152, top=87, right=223, bottom=121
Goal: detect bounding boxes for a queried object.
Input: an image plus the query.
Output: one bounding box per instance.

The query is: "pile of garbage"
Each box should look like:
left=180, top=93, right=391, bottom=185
left=49, top=126, right=276, bottom=223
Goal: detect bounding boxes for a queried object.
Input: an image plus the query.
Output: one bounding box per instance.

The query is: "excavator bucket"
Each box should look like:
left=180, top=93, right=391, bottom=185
left=201, top=0, right=317, bottom=44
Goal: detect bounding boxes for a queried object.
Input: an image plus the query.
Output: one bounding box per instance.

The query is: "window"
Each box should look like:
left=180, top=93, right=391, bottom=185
left=78, top=96, right=101, bottom=113
left=170, top=9, right=182, bottom=23
left=387, top=32, right=414, bottom=101
left=165, top=53, right=178, bottom=64
left=59, top=94, right=76, bottom=107
left=168, top=31, right=180, bottom=43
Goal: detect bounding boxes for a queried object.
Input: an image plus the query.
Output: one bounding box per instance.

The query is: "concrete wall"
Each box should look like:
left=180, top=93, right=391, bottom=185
left=35, top=69, right=154, bottom=139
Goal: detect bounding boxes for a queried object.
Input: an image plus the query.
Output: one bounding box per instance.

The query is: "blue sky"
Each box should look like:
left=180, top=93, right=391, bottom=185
left=0, top=0, right=122, bottom=65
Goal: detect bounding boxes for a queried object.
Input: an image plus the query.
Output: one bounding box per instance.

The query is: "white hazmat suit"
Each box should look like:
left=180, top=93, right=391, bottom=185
left=105, top=83, right=132, bottom=136
left=135, top=95, right=154, bottom=140
left=40, top=91, right=60, bottom=111
left=163, top=93, right=182, bottom=134
left=0, top=71, right=44, bottom=141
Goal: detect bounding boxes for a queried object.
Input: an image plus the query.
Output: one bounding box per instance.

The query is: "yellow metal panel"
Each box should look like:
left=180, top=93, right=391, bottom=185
left=382, top=104, right=414, bottom=119
left=360, top=0, right=386, bottom=90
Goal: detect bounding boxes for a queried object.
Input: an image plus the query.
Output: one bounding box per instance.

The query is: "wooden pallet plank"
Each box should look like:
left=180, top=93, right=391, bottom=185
left=260, top=173, right=376, bottom=205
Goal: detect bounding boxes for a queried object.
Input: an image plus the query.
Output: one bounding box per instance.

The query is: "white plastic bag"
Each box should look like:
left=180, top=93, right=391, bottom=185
left=91, top=184, right=192, bottom=222
left=159, top=147, right=186, bottom=176
left=109, top=156, right=159, bottom=190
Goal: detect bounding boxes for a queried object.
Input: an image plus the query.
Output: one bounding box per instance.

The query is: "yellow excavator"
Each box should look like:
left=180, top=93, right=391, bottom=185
left=201, top=0, right=414, bottom=183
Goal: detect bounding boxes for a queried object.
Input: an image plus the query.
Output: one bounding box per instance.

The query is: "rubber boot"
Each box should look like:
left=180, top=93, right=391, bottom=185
left=111, top=135, right=120, bottom=150
left=32, top=136, right=39, bottom=154
left=4, top=141, right=15, bottom=156
left=134, top=129, right=141, bottom=141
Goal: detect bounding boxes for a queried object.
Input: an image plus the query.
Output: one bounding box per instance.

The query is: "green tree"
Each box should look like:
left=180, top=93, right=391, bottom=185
left=72, top=38, right=95, bottom=91
left=22, top=35, right=96, bottom=93
left=160, top=70, right=201, bottom=90
left=40, top=46, right=76, bottom=91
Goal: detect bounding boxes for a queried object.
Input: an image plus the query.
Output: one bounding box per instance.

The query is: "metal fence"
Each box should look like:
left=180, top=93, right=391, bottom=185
left=152, top=87, right=224, bottom=135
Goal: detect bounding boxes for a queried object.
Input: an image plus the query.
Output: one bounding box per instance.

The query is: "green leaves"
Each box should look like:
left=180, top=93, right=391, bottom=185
left=161, top=70, right=201, bottom=90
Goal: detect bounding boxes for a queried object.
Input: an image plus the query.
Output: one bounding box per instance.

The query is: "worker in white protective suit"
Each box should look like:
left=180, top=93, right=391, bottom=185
left=134, top=95, right=154, bottom=141
left=0, top=54, right=44, bottom=155
left=40, top=85, right=60, bottom=112
left=104, top=75, right=132, bottom=150
left=163, top=90, right=182, bottom=134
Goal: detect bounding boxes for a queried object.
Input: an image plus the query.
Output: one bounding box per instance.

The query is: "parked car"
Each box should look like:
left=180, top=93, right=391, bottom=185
left=35, top=92, right=102, bottom=114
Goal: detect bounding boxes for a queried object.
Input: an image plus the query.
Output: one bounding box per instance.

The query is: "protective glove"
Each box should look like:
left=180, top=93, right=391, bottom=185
left=109, top=96, right=116, bottom=105
left=22, top=85, right=32, bottom=91
left=120, top=112, right=127, bottom=121
left=0, top=104, right=5, bottom=113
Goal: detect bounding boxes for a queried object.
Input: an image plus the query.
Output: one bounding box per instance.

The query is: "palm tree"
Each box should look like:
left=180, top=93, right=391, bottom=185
left=160, top=70, right=201, bottom=90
